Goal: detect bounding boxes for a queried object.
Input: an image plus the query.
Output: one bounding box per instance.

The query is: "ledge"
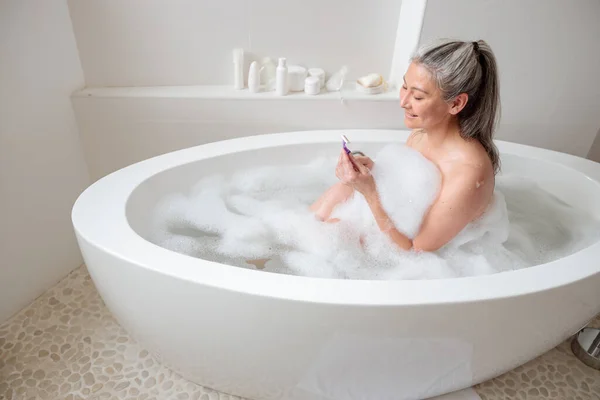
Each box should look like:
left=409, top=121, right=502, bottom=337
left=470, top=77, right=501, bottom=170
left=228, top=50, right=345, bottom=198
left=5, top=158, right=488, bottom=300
left=72, top=83, right=400, bottom=102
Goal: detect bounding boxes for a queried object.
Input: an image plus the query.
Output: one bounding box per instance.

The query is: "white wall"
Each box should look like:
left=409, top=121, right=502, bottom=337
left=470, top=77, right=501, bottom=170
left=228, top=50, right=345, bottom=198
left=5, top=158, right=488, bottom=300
left=72, top=89, right=403, bottom=181
left=419, top=0, right=600, bottom=158
left=588, top=129, right=600, bottom=163
left=0, top=1, right=90, bottom=322
left=67, top=0, right=402, bottom=86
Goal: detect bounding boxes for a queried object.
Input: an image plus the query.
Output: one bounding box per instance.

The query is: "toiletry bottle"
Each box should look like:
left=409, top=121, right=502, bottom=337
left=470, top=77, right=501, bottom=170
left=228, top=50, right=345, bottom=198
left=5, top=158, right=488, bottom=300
left=233, top=48, right=244, bottom=90
left=326, top=66, right=348, bottom=92
left=261, top=57, right=277, bottom=91
left=276, top=58, right=289, bottom=96
left=248, top=61, right=260, bottom=93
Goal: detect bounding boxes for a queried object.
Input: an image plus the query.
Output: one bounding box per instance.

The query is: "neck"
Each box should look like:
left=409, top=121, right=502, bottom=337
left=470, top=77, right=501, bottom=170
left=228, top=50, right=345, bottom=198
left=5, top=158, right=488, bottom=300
left=425, top=117, right=460, bottom=147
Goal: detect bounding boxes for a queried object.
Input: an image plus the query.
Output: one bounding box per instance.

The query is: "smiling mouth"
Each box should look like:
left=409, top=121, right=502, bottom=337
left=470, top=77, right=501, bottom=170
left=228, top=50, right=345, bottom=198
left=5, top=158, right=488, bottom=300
left=405, top=112, right=418, bottom=118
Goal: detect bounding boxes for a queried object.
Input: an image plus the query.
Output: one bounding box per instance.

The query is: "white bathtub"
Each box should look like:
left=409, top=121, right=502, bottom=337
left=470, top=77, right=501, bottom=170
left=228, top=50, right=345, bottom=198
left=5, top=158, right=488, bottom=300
left=72, top=129, right=600, bottom=400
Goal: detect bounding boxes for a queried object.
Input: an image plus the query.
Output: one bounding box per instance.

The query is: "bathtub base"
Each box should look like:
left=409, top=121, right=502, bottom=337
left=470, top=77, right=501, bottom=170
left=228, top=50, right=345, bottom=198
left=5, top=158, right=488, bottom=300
left=79, top=237, right=600, bottom=400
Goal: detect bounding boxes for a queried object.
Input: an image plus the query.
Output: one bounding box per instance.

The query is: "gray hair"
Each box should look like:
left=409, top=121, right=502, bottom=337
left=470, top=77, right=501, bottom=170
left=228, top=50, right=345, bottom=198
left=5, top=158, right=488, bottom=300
left=412, top=39, right=501, bottom=173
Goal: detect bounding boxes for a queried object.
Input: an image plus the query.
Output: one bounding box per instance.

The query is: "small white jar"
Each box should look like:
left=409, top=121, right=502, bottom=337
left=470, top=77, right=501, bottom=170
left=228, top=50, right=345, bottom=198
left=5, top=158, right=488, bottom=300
left=308, top=68, right=325, bottom=88
left=304, top=76, right=320, bottom=95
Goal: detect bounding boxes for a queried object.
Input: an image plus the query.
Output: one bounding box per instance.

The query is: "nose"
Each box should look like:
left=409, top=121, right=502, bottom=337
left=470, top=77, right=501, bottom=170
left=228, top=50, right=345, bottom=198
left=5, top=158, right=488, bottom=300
left=399, top=89, right=410, bottom=109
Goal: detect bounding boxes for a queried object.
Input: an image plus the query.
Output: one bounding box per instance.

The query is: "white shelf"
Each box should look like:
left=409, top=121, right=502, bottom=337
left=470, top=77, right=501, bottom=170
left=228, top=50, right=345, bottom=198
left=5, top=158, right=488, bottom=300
left=72, top=82, right=400, bottom=102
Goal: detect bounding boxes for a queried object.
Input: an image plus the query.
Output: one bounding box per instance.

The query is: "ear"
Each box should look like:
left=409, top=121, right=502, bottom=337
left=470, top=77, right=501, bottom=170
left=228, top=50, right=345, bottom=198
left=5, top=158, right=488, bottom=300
left=449, top=93, right=469, bottom=115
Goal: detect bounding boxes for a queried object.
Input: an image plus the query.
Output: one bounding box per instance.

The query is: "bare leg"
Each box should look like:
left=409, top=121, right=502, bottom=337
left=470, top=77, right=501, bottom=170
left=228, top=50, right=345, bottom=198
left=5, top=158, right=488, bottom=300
left=246, top=258, right=270, bottom=269
left=310, top=182, right=354, bottom=221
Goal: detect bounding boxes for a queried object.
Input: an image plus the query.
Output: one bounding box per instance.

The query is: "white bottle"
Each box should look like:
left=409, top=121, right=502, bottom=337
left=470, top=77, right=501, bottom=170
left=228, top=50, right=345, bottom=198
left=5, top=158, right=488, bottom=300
left=260, top=57, right=277, bottom=91
left=276, top=58, right=289, bottom=96
left=326, top=65, right=348, bottom=92
left=233, top=48, right=244, bottom=90
left=248, top=61, right=260, bottom=93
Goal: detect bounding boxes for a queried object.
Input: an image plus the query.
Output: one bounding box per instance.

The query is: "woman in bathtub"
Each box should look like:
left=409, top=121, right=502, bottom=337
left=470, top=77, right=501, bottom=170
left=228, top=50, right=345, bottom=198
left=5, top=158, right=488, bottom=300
left=310, top=39, right=501, bottom=252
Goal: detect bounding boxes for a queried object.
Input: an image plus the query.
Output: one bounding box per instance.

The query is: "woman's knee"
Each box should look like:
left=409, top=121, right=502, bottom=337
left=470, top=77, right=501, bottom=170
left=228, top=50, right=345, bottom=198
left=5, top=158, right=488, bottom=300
left=312, top=183, right=353, bottom=220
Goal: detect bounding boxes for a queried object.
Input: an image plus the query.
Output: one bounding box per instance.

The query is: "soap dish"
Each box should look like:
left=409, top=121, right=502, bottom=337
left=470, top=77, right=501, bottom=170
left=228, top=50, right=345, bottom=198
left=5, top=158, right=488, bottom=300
left=355, top=81, right=385, bottom=95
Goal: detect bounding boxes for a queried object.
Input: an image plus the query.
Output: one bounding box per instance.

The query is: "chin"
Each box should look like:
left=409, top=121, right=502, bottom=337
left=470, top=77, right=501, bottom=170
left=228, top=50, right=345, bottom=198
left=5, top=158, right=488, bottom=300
left=404, top=116, right=420, bottom=129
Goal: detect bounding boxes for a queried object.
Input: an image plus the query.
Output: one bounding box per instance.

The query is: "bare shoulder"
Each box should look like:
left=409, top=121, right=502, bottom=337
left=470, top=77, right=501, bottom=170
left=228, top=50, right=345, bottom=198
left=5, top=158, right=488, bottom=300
left=442, top=140, right=495, bottom=206
left=446, top=138, right=493, bottom=175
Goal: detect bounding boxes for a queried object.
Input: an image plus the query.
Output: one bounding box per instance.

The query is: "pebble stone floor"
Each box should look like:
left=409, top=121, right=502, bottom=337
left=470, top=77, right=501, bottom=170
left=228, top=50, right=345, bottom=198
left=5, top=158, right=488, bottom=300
left=1, top=265, right=598, bottom=400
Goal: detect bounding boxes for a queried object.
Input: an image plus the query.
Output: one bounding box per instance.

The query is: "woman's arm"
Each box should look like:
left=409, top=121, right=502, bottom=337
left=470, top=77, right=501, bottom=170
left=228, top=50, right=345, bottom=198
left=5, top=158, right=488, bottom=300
left=363, top=192, right=413, bottom=250
left=337, top=150, right=492, bottom=251
left=414, top=165, right=492, bottom=251
left=337, top=148, right=491, bottom=252
left=363, top=164, right=491, bottom=252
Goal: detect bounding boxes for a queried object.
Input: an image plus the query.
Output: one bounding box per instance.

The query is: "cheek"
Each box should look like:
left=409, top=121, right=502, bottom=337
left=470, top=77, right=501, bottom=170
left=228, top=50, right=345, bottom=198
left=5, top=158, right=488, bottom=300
left=434, top=102, right=451, bottom=120
left=421, top=100, right=447, bottom=121
left=413, top=101, right=429, bottom=118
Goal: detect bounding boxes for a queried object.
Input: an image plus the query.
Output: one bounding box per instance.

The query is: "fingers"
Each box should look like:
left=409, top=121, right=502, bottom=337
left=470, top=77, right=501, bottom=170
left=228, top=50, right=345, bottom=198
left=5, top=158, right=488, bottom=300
left=345, top=152, right=361, bottom=171
left=356, top=161, right=369, bottom=175
left=347, top=153, right=370, bottom=175
left=336, top=153, right=357, bottom=183
left=354, top=155, right=374, bottom=169
left=343, top=152, right=358, bottom=174
left=336, top=151, right=365, bottom=186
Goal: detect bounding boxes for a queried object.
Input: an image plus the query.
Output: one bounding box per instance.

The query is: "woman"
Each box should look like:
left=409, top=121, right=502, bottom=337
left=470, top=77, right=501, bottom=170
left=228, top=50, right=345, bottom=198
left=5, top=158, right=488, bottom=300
left=310, top=39, right=501, bottom=252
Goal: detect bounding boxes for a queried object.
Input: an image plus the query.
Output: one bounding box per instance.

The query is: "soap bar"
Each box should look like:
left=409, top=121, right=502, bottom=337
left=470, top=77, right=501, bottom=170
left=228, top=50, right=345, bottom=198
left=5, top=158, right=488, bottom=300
left=357, top=73, right=383, bottom=88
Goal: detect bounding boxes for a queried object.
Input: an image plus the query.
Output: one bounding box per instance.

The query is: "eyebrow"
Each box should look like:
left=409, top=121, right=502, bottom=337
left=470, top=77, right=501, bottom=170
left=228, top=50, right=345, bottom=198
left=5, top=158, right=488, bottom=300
left=403, top=76, right=429, bottom=95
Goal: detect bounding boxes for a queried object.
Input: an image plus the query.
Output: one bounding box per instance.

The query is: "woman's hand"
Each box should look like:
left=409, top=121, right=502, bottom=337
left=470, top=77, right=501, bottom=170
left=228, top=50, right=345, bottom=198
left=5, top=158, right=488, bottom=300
left=353, top=154, right=374, bottom=170
left=335, top=150, right=377, bottom=198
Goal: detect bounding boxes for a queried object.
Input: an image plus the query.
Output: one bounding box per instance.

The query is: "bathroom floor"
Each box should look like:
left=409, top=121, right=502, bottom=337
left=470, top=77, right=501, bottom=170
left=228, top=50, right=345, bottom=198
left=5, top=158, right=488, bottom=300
left=0, top=266, right=598, bottom=400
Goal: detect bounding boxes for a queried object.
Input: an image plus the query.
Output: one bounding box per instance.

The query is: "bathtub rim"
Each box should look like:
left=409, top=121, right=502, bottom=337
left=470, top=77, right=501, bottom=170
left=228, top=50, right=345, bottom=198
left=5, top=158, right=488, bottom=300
left=72, top=129, right=600, bottom=306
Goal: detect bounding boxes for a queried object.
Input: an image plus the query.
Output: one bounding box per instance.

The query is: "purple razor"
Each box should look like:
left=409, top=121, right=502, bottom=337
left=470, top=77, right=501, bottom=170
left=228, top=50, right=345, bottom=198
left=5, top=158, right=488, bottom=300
left=341, top=134, right=351, bottom=154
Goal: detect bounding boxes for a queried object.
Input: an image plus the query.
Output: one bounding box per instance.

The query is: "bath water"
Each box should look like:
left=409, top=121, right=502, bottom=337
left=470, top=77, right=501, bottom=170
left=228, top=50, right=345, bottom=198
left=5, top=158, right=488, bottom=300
left=150, top=144, right=600, bottom=280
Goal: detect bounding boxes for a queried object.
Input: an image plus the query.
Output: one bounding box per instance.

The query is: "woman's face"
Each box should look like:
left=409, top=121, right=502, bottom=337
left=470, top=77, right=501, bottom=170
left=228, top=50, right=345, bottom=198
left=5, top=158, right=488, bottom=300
left=400, top=62, right=454, bottom=130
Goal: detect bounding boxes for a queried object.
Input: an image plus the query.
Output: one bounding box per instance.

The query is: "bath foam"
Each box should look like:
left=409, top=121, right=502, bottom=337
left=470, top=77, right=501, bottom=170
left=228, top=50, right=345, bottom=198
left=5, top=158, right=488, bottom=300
left=151, top=144, right=600, bottom=280
left=330, top=144, right=442, bottom=239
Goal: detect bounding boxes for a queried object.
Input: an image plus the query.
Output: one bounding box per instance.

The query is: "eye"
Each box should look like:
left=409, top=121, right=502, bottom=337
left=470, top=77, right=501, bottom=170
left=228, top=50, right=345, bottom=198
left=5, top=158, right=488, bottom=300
left=414, top=97, right=423, bottom=101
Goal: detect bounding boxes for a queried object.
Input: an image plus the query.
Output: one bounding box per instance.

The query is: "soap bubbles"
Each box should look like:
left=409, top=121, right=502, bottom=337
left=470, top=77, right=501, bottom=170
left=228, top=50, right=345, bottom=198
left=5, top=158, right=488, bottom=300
left=150, top=145, right=600, bottom=280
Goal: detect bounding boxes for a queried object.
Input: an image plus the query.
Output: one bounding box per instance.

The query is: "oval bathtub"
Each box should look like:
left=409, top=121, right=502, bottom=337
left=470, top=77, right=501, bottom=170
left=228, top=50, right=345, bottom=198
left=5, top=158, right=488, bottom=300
left=72, top=129, right=600, bottom=400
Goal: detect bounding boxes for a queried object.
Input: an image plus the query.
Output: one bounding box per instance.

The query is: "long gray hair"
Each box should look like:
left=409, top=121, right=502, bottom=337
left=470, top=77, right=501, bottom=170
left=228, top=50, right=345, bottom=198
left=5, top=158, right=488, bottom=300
left=412, top=39, right=501, bottom=173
